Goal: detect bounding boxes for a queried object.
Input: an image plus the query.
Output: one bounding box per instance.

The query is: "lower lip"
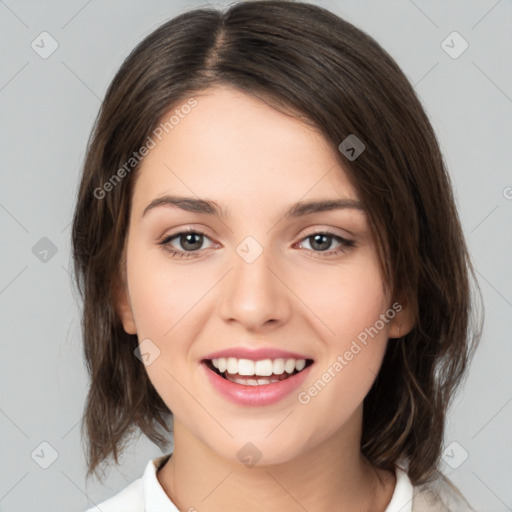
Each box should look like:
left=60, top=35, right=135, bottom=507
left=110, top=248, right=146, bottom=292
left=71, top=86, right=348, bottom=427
left=202, top=362, right=313, bottom=406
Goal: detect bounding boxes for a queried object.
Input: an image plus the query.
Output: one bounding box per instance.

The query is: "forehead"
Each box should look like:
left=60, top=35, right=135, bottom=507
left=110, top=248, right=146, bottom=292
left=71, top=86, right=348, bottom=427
left=132, top=85, right=359, bottom=215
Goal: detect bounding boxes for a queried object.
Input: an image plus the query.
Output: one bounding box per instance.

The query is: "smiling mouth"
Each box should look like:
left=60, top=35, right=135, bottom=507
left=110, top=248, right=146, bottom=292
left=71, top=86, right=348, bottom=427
left=203, top=358, right=314, bottom=386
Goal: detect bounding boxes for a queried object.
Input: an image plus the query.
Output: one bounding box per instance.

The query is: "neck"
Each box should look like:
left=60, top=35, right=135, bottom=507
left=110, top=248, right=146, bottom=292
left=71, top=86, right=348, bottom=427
left=157, top=410, right=395, bottom=512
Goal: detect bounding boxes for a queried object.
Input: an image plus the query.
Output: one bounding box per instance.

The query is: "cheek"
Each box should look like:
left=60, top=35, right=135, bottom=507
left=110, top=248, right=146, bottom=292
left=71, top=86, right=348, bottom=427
left=125, top=240, right=207, bottom=337
left=125, top=241, right=212, bottom=394
left=296, top=253, right=390, bottom=344
left=124, top=245, right=196, bottom=412
left=293, top=252, right=390, bottom=400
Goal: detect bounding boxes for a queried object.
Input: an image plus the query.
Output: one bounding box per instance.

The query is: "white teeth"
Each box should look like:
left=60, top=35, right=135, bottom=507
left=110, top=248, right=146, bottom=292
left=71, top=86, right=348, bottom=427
left=284, top=359, right=296, bottom=374
left=217, top=358, right=227, bottom=373
left=273, top=358, right=285, bottom=375
left=211, top=357, right=308, bottom=377
left=295, top=359, right=306, bottom=371
left=255, top=359, right=273, bottom=376
left=237, top=359, right=255, bottom=376
left=226, top=375, right=281, bottom=385
left=226, top=357, right=238, bottom=374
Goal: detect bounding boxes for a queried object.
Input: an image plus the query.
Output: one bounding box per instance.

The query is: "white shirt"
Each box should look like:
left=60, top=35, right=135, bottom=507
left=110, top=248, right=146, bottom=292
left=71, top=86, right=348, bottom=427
left=85, top=453, right=414, bottom=512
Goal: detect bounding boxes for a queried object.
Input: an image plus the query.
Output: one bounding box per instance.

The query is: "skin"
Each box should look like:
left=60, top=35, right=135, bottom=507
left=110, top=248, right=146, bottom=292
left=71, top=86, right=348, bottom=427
left=115, top=85, right=414, bottom=512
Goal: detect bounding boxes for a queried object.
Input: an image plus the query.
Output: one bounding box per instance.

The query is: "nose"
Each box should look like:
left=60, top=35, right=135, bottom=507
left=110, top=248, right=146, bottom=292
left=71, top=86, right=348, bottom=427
left=218, top=245, right=292, bottom=332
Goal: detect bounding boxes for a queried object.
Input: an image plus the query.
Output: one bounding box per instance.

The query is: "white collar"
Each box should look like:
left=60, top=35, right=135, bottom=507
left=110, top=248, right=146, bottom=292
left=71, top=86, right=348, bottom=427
left=143, top=454, right=177, bottom=511
left=384, top=464, right=414, bottom=511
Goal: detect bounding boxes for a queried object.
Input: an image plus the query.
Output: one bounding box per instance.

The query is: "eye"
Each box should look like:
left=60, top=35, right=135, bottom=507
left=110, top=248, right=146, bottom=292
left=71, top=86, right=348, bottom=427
left=297, top=230, right=355, bottom=256
left=158, top=228, right=216, bottom=259
left=158, top=228, right=355, bottom=259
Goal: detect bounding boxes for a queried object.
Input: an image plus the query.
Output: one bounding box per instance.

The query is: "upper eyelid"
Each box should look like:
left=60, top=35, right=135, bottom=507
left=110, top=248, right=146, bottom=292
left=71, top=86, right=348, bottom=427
left=297, top=226, right=352, bottom=240
left=163, top=226, right=352, bottom=238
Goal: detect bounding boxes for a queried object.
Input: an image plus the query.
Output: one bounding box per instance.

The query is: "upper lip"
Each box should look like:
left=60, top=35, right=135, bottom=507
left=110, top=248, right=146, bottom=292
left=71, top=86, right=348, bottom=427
left=202, top=347, right=313, bottom=361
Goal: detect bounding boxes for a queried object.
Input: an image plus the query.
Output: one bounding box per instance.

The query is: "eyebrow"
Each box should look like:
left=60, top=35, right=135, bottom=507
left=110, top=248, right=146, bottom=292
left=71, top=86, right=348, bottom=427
left=142, top=195, right=364, bottom=219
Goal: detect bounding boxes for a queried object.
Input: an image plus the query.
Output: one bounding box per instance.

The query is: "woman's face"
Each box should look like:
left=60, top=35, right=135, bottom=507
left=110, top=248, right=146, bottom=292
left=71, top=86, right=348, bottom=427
left=116, top=85, right=406, bottom=466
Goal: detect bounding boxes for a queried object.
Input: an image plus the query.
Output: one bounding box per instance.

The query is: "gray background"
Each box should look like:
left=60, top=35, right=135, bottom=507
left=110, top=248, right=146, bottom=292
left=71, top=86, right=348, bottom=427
left=0, top=0, right=511, bottom=511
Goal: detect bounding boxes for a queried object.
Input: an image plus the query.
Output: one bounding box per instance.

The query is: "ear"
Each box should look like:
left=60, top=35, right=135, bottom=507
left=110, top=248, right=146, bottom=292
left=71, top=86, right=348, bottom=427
left=388, top=297, right=415, bottom=339
left=112, top=274, right=137, bottom=335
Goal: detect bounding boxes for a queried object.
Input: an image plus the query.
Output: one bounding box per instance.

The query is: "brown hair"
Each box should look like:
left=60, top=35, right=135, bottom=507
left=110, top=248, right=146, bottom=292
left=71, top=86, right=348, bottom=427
left=72, top=0, right=482, bottom=485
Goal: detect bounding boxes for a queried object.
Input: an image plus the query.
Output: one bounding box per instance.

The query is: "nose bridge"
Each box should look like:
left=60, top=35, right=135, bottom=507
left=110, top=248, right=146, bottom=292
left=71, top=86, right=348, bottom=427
left=219, top=236, right=290, bottom=329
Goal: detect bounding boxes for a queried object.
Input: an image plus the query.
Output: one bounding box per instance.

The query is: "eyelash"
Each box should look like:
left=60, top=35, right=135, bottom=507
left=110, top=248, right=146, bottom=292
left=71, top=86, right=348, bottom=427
left=158, top=227, right=356, bottom=260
